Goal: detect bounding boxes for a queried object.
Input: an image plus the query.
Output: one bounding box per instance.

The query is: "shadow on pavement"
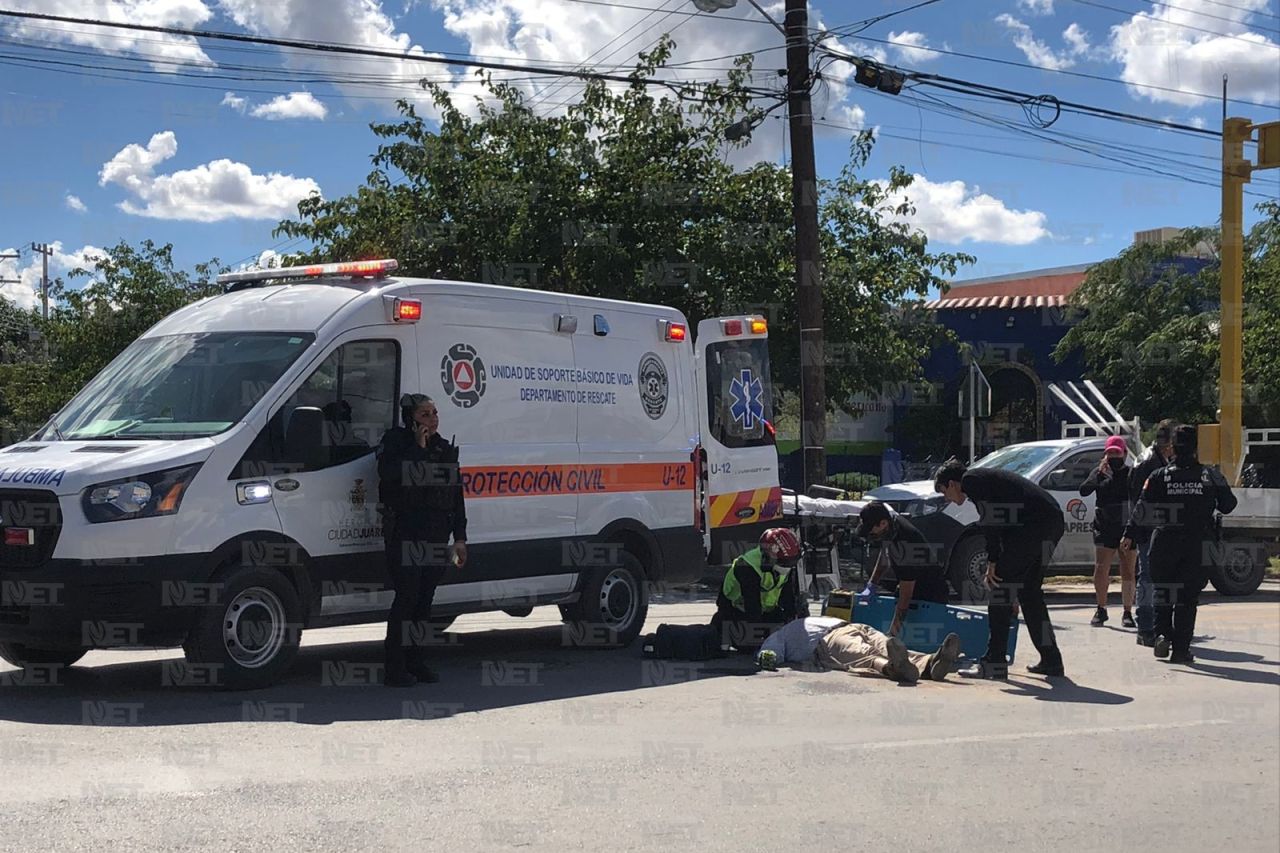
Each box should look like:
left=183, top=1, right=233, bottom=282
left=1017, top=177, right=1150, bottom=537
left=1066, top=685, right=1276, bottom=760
left=0, top=625, right=757, bottom=728
left=999, top=676, right=1133, bottom=705
left=1176, top=660, right=1280, bottom=687
left=1183, top=647, right=1280, bottom=667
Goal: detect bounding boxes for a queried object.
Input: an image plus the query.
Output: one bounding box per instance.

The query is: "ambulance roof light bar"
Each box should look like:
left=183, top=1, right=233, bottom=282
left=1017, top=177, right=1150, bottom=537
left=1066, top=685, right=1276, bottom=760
left=217, top=259, right=400, bottom=290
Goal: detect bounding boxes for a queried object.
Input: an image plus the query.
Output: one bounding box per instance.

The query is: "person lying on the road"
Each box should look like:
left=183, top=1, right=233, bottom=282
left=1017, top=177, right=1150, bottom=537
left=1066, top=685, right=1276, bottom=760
left=711, top=527, right=804, bottom=651
left=755, top=616, right=961, bottom=684
left=856, top=500, right=951, bottom=637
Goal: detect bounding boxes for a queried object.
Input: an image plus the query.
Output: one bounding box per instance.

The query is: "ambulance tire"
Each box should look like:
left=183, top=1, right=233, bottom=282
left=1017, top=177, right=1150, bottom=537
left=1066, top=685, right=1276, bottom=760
left=566, top=550, right=648, bottom=648
left=948, top=537, right=990, bottom=605
left=182, top=567, right=303, bottom=690
left=0, top=643, right=87, bottom=669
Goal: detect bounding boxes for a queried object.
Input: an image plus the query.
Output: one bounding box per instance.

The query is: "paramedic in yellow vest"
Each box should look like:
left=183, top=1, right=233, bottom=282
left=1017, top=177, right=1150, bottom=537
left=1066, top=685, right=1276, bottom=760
left=711, top=528, right=803, bottom=650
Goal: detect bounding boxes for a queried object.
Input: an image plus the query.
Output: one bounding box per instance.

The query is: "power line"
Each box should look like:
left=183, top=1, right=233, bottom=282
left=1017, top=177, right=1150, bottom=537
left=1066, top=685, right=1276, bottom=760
left=824, top=0, right=947, bottom=38
left=834, top=33, right=1278, bottom=109
left=528, top=0, right=685, bottom=113
left=1135, top=0, right=1280, bottom=30
left=1068, top=0, right=1280, bottom=47
left=819, top=45, right=1224, bottom=136
left=0, top=9, right=728, bottom=96
left=554, top=0, right=771, bottom=25
left=1180, top=0, right=1280, bottom=20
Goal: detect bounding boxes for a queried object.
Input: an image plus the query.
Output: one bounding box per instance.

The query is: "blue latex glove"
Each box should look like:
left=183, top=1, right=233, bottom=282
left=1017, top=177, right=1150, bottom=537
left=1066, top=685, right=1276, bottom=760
left=858, top=582, right=877, bottom=600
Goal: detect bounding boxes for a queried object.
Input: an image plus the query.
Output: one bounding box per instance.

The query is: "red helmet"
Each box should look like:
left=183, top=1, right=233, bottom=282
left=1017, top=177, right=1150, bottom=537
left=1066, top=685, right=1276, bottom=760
left=760, top=527, right=801, bottom=566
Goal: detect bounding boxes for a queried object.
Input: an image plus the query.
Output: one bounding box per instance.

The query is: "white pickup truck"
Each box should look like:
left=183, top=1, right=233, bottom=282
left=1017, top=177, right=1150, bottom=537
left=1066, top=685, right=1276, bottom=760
left=864, top=434, right=1277, bottom=601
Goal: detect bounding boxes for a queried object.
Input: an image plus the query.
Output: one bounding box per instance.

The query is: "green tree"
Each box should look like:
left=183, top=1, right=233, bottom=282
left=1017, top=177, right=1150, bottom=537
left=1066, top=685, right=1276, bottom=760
left=277, top=39, right=971, bottom=406
left=1054, top=202, right=1280, bottom=426
left=0, top=240, right=223, bottom=442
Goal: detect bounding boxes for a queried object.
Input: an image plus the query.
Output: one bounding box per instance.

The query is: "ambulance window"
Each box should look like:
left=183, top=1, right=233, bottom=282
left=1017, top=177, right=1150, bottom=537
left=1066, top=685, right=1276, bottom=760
left=234, top=340, right=399, bottom=476
left=705, top=339, right=773, bottom=449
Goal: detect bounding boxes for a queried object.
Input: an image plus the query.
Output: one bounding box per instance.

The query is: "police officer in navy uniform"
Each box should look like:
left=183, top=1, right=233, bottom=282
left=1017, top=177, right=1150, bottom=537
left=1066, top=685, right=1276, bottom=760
left=378, top=393, right=468, bottom=687
left=1122, top=425, right=1236, bottom=664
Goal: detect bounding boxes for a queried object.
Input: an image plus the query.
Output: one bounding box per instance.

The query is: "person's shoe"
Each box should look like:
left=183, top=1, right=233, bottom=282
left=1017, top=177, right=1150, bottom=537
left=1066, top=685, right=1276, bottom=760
left=384, top=670, right=418, bottom=688
left=1168, top=650, right=1195, bottom=664
left=882, top=637, right=920, bottom=683
left=957, top=660, right=1008, bottom=680
left=407, top=664, right=440, bottom=684
left=1121, top=611, right=1136, bottom=629
left=928, top=633, right=961, bottom=681
left=1027, top=659, right=1066, bottom=678
left=1136, top=632, right=1156, bottom=648
left=1153, top=635, right=1171, bottom=659
left=1090, top=607, right=1108, bottom=626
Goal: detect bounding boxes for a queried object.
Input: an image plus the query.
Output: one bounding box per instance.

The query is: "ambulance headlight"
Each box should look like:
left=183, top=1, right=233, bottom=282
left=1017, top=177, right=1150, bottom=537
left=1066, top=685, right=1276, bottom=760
left=82, top=464, right=202, bottom=523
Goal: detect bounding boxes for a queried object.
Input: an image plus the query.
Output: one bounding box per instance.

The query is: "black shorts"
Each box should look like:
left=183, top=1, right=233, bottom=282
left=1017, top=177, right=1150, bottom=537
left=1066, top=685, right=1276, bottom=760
left=1092, top=519, right=1123, bottom=549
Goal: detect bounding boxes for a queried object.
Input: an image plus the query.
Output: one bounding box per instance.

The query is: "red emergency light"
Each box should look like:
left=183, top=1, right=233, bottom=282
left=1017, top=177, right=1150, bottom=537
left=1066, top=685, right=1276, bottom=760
left=663, top=321, right=687, bottom=342
left=721, top=319, right=743, bottom=336
left=393, top=298, right=422, bottom=322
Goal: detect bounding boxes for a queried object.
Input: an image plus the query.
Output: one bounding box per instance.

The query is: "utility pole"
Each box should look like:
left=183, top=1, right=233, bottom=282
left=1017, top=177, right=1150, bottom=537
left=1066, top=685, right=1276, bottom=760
left=783, top=0, right=827, bottom=494
left=1213, top=116, right=1279, bottom=485
left=30, top=242, right=53, bottom=320
left=695, top=0, right=827, bottom=492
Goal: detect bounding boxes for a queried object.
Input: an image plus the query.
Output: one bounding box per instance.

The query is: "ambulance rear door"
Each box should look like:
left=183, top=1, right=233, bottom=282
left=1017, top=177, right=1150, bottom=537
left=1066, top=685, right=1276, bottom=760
left=694, top=316, right=782, bottom=565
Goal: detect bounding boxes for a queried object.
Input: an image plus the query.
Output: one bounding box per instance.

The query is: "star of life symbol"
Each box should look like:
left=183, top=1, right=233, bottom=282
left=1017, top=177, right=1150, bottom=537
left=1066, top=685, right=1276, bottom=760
left=729, top=368, right=764, bottom=430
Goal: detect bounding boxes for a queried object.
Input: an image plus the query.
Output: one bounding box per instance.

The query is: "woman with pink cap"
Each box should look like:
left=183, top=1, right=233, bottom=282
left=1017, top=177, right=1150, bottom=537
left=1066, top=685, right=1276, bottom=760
left=1080, top=436, right=1136, bottom=627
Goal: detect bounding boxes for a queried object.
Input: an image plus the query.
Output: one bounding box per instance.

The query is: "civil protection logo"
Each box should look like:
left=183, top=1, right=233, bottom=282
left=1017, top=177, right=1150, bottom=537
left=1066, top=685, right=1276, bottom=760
left=441, top=343, right=487, bottom=408
left=638, top=352, right=669, bottom=420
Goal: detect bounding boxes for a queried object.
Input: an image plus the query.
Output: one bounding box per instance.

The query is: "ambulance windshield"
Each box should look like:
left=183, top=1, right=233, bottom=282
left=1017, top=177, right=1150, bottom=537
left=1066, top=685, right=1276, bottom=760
left=706, top=338, right=773, bottom=449
left=41, top=332, right=314, bottom=441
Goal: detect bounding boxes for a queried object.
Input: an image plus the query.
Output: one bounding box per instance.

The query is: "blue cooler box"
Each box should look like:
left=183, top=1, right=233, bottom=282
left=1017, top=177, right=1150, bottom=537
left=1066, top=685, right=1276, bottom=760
left=851, top=595, right=1018, bottom=663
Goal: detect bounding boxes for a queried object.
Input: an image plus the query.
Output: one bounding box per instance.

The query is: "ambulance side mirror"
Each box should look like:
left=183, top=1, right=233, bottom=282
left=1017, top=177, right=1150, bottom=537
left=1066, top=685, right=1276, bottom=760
left=284, top=406, right=326, bottom=471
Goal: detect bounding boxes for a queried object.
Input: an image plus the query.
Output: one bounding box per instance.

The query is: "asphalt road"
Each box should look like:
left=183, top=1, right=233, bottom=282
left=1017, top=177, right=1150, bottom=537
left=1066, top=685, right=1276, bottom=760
left=1, top=598, right=1277, bottom=853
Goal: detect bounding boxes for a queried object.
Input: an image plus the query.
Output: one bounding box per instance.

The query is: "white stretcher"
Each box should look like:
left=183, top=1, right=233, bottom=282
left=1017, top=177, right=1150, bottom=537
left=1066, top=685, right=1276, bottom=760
left=779, top=490, right=869, bottom=601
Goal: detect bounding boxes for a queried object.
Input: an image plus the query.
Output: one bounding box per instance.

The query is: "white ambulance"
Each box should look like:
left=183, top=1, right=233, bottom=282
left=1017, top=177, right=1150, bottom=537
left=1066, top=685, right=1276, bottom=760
left=0, top=260, right=781, bottom=688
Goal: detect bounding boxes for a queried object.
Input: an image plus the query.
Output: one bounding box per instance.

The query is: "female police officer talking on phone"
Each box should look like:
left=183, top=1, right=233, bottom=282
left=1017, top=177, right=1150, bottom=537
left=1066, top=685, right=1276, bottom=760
left=377, top=393, right=468, bottom=687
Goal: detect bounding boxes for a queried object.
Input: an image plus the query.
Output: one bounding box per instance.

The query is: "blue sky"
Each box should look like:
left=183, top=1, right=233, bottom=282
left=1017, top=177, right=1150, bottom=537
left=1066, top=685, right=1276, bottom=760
left=1, top=0, right=1277, bottom=309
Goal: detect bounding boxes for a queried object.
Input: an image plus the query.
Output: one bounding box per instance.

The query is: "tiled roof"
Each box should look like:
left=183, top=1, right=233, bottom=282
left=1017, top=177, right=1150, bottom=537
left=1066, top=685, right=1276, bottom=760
left=924, top=294, right=1071, bottom=309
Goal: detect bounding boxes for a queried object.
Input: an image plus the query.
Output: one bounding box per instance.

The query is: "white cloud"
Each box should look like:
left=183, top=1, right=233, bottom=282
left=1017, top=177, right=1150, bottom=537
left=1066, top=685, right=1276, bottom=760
left=221, top=92, right=248, bottom=113
left=0, top=243, right=108, bottom=311
left=1062, top=22, right=1097, bottom=57
left=249, top=91, right=329, bottom=120
left=875, top=175, right=1050, bottom=245
left=214, top=1, right=871, bottom=162
left=886, top=30, right=936, bottom=64
left=98, top=131, right=322, bottom=222
left=64, top=194, right=88, bottom=213
left=995, top=14, right=1074, bottom=70
left=0, top=1, right=215, bottom=69
left=1107, top=0, right=1279, bottom=106
left=1017, top=0, right=1054, bottom=15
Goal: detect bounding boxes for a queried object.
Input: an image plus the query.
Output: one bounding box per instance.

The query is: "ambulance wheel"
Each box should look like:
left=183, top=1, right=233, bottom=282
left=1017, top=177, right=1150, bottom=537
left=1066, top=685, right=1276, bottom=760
left=948, top=537, right=989, bottom=605
left=567, top=550, right=648, bottom=647
left=183, top=567, right=302, bottom=690
left=0, top=643, right=87, bottom=669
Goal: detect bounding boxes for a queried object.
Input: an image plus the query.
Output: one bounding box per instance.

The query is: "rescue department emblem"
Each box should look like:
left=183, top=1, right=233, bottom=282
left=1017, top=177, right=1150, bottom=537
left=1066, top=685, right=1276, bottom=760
left=1066, top=498, right=1087, bottom=521
left=441, top=343, right=487, bottom=408
left=638, top=352, right=669, bottom=420
left=350, top=478, right=367, bottom=509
